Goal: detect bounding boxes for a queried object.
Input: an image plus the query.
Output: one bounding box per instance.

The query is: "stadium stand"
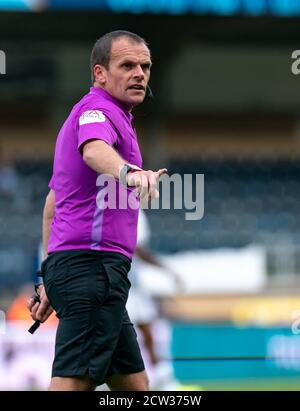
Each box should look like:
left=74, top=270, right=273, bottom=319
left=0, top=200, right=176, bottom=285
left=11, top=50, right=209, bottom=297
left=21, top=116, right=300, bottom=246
left=1, top=158, right=299, bottom=291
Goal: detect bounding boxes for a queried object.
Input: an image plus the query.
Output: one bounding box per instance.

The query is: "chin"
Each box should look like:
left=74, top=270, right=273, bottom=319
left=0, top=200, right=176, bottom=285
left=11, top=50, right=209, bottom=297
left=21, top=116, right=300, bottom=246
left=130, top=96, right=145, bottom=106
left=121, top=94, right=145, bottom=110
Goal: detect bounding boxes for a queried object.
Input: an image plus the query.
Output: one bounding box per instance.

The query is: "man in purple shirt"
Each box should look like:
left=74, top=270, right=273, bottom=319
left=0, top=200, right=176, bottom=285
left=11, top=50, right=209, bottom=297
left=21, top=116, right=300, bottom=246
left=28, top=31, right=166, bottom=391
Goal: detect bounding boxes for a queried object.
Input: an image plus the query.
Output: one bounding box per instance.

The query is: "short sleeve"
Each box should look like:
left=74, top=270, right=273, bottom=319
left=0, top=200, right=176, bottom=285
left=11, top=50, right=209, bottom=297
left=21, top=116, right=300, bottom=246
left=48, top=175, right=55, bottom=190
left=77, top=109, right=118, bottom=152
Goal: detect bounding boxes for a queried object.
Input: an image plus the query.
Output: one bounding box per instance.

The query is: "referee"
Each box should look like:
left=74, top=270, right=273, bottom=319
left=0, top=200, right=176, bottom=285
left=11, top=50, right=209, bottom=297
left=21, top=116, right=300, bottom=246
left=27, top=31, right=166, bottom=391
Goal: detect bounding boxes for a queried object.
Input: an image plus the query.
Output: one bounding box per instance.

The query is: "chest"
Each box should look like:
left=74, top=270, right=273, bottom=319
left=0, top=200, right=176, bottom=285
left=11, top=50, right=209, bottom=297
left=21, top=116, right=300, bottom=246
left=115, top=120, right=142, bottom=168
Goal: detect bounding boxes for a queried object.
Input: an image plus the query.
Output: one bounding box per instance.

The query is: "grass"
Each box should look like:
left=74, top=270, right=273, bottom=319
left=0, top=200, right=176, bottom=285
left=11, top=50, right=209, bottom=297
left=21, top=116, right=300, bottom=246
left=179, top=377, right=300, bottom=391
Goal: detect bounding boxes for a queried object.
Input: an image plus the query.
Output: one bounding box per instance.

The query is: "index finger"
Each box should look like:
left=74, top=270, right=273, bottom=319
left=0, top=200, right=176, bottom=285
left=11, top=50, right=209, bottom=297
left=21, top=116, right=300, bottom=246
left=155, top=168, right=168, bottom=178
left=27, top=297, right=35, bottom=310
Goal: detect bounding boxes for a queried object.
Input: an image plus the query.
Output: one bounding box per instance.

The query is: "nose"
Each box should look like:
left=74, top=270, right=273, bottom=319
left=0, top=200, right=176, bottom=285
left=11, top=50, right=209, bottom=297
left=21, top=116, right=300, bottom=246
left=133, top=65, right=144, bottom=79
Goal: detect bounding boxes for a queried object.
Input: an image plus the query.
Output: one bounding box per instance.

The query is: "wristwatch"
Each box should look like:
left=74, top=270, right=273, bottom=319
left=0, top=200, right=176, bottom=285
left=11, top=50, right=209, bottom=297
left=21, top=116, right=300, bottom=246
left=119, top=163, right=142, bottom=186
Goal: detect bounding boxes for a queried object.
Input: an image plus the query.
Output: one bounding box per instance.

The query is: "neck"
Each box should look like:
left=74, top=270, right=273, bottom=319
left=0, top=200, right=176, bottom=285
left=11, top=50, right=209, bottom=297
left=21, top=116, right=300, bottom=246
left=93, top=83, right=133, bottom=112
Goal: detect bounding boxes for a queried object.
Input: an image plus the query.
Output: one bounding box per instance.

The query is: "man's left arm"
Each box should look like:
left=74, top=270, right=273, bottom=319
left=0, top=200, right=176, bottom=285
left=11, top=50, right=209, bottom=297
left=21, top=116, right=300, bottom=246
left=27, top=190, right=55, bottom=323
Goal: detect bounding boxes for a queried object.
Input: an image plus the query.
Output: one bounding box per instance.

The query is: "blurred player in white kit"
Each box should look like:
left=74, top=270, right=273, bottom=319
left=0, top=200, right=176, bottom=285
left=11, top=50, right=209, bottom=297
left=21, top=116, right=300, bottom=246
left=126, top=209, right=182, bottom=390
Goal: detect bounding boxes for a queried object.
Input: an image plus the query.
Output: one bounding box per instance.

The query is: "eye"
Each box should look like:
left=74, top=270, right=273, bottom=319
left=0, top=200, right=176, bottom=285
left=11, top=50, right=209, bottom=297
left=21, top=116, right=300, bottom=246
left=123, top=62, right=133, bottom=70
left=142, top=64, right=151, bottom=71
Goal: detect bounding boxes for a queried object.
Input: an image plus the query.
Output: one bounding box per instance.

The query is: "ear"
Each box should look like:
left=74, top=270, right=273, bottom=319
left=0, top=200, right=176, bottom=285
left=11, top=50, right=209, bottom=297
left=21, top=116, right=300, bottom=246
left=93, top=64, right=107, bottom=85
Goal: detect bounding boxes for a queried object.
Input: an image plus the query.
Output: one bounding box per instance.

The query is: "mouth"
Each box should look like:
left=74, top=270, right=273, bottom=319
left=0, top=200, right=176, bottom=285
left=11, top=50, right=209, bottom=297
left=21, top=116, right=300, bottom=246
left=127, top=84, right=146, bottom=92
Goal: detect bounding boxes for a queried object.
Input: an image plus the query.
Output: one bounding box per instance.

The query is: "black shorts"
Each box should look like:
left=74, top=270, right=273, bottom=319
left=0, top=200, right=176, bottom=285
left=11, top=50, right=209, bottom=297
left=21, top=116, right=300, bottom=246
left=42, top=250, right=145, bottom=386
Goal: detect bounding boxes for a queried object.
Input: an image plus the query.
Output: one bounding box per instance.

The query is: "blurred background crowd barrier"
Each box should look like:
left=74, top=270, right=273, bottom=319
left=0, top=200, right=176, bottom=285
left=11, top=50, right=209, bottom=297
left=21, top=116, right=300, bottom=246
left=1, top=0, right=300, bottom=390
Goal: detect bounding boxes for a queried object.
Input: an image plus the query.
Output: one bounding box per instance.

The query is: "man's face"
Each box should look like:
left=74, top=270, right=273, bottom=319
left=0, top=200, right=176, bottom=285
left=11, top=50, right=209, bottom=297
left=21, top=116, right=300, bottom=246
left=94, top=37, right=152, bottom=110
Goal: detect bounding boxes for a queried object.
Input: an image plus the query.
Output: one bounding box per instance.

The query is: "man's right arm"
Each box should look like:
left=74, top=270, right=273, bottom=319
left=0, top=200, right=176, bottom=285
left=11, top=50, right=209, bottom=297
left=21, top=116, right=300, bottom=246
left=83, top=139, right=125, bottom=179
left=82, top=139, right=167, bottom=201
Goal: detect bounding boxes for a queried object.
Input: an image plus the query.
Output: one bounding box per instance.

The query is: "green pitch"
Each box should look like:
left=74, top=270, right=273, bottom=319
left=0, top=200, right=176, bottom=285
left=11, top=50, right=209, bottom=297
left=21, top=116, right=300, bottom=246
left=178, top=377, right=300, bottom=391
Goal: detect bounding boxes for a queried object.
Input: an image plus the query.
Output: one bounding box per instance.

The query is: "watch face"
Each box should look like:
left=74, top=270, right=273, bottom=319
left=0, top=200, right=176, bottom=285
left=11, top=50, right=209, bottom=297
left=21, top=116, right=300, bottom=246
left=119, top=164, right=129, bottom=186
left=120, top=163, right=142, bottom=186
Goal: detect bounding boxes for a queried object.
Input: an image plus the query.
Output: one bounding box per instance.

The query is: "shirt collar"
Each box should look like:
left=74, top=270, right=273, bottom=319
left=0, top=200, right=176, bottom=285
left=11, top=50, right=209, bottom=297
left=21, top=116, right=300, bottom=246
left=90, top=86, right=134, bottom=122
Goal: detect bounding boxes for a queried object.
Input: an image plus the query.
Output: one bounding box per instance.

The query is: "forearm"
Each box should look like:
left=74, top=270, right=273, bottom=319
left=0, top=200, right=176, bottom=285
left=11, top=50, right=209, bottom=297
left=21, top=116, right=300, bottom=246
left=42, top=216, right=53, bottom=259
left=83, top=139, right=167, bottom=202
left=42, top=189, right=55, bottom=259
left=83, top=140, right=125, bottom=179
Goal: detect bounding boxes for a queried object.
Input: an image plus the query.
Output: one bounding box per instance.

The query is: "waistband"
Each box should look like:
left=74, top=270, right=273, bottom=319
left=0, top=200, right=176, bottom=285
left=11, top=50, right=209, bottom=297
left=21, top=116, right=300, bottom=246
left=42, top=250, right=131, bottom=274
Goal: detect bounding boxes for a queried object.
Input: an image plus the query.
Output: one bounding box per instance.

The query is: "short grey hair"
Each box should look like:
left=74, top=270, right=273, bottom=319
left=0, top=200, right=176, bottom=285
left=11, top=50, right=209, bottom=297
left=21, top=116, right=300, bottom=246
left=90, top=30, right=149, bottom=82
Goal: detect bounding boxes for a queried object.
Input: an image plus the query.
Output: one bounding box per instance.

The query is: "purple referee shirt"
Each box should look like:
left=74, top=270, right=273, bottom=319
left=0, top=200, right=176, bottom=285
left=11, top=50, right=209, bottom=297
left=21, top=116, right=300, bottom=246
left=48, top=86, right=142, bottom=260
